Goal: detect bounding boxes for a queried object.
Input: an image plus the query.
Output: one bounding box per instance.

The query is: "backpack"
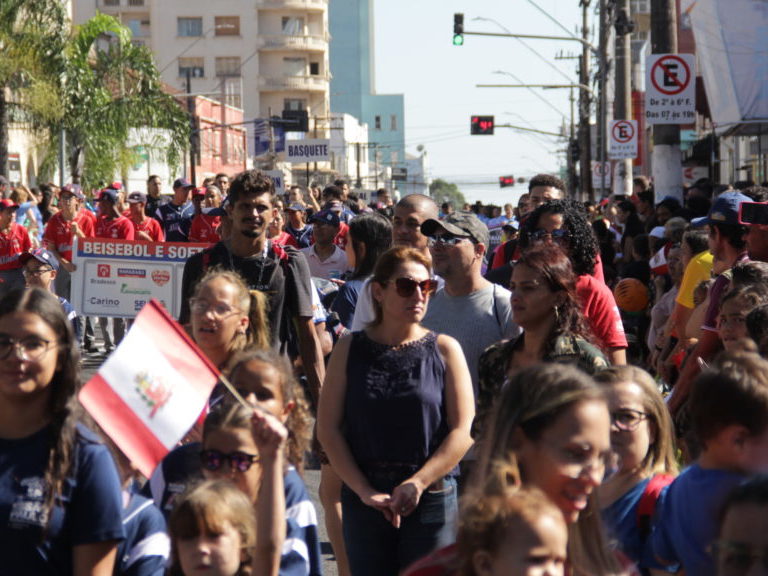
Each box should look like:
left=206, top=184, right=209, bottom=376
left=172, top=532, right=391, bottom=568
left=636, top=473, right=675, bottom=540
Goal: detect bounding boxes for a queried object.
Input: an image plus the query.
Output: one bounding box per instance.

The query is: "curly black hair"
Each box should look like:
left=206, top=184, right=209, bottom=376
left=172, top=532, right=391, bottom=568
left=519, top=199, right=599, bottom=276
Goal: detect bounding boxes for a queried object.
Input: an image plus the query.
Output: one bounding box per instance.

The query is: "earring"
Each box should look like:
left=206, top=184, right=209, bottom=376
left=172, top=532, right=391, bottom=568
left=554, top=305, right=560, bottom=322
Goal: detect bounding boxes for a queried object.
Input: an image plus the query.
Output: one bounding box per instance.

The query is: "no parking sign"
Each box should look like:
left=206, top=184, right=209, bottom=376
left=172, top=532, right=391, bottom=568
left=645, top=54, right=696, bottom=124
left=609, top=120, right=638, bottom=159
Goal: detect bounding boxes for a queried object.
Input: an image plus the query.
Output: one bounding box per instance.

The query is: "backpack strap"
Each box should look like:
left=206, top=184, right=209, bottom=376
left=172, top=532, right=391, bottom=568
left=637, top=473, right=674, bottom=540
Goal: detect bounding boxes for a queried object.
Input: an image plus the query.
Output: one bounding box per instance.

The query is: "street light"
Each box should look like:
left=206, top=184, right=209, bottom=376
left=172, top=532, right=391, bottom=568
left=477, top=83, right=595, bottom=97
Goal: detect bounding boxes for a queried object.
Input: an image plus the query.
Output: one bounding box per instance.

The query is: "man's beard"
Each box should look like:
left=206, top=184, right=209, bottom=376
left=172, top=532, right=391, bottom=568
left=240, top=229, right=259, bottom=238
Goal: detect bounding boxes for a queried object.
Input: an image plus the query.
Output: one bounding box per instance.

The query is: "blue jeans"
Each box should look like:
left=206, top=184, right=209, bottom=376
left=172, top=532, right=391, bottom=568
left=342, top=470, right=457, bottom=576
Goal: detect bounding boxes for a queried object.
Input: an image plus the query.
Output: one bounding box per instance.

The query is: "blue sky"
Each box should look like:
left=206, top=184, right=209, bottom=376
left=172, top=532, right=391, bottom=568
left=374, top=0, right=590, bottom=204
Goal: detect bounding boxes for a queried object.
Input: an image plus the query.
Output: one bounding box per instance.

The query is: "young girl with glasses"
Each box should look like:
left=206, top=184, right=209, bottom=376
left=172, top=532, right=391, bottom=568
left=594, top=366, right=678, bottom=575
left=318, top=246, right=475, bottom=576
left=0, top=288, right=124, bottom=575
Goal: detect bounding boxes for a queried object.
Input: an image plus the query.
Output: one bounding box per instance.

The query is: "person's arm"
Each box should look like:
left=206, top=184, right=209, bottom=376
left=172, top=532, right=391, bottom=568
left=73, top=541, right=119, bottom=576
left=317, top=336, right=396, bottom=521
left=671, top=302, right=693, bottom=350
left=667, top=328, right=721, bottom=416
left=250, top=408, right=287, bottom=576
left=607, top=347, right=627, bottom=365
left=297, top=316, right=325, bottom=406
left=388, top=335, right=474, bottom=525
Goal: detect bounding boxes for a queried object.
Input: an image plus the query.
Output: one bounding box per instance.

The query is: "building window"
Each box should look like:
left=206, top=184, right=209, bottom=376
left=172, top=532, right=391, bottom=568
left=283, top=57, right=306, bottom=76
left=179, top=57, right=205, bottom=78
left=282, top=17, right=305, bottom=35
left=390, top=115, right=397, bottom=131
left=128, top=0, right=144, bottom=6
left=309, top=62, right=320, bottom=76
left=178, top=17, right=203, bottom=37
left=215, top=16, right=239, bottom=36
left=103, top=0, right=119, bottom=6
left=375, top=115, right=382, bottom=130
left=284, top=99, right=306, bottom=111
left=215, top=57, right=241, bottom=77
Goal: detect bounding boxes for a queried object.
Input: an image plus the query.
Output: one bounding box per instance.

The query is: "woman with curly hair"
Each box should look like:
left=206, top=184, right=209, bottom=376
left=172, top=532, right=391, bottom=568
left=475, top=243, right=607, bottom=438
left=520, top=199, right=628, bottom=365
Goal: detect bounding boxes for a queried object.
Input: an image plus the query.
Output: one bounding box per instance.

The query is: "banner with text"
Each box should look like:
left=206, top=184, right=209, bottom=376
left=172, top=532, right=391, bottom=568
left=71, top=239, right=210, bottom=319
left=285, top=139, right=330, bottom=163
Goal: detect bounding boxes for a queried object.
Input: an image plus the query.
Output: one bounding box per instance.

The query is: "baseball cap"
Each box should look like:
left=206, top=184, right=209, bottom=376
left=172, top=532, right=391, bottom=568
left=0, top=198, right=19, bottom=211
left=60, top=184, right=84, bottom=199
left=691, top=191, right=751, bottom=227
left=649, top=226, right=666, bottom=239
left=421, top=212, right=490, bottom=247
left=192, top=187, right=206, bottom=198
left=173, top=178, right=194, bottom=190
left=310, top=209, right=340, bottom=227
left=287, top=202, right=306, bottom=212
left=97, top=188, right=119, bottom=203
left=127, top=191, right=147, bottom=204
left=20, top=248, right=59, bottom=271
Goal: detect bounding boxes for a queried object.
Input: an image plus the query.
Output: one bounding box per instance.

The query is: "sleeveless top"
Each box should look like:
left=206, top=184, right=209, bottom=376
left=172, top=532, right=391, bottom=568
left=344, top=331, right=455, bottom=476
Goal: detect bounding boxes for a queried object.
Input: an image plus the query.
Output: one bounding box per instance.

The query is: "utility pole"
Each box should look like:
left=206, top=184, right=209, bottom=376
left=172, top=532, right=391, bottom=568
left=651, top=0, right=683, bottom=202
left=579, top=0, right=593, bottom=201
left=614, top=0, right=634, bottom=195
left=186, top=69, right=197, bottom=186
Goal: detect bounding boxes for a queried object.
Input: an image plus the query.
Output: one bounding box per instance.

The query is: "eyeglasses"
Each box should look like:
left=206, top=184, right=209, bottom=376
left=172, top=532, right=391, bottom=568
left=610, top=409, right=650, bottom=431
left=386, top=277, right=438, bottom=298
left=200, top=449, right=260, bottom=473
left=189, top=298, right=241, bottom=319
left=712, top=541, right=768, bottom=575
left=427, top=234, right=471, bottom=247
left=23, top=268, right=54, bottom=277
left=530, top=228, right=570, bottom=243
left=0, top=335, right=56, bottom=361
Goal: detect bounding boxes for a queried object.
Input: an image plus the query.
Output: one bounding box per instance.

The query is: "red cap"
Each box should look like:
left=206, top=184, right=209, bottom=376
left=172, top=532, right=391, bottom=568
left=0, top=199, right=19, bottom=211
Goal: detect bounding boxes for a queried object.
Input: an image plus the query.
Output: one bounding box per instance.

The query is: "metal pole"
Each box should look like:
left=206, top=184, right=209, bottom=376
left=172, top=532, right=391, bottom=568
left=186, top=69, right=197, bottom=186
left=614, top=0, right=633, bottom=195
left=579, top=1, right=593, bottom=201
left=598, top=0, right=609, bottom=196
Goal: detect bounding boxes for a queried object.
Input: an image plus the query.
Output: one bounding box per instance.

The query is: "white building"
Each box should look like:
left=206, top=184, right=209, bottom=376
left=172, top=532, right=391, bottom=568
left=329, top=113, right=370, bottom=189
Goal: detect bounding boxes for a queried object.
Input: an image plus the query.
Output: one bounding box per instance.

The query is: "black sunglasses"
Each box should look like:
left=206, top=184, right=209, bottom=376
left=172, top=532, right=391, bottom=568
left=200, top=449, right=260, bottom=473
left=386, top=277, right=438, bottom=298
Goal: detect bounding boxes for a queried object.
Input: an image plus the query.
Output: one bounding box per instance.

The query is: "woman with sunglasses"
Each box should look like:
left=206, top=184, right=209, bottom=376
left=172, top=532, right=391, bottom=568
left=318, top=246, right=475, bottom=576
left=476, top=243, right=607, bottom=440
left=0, top=288, right=124, bottom=575
left=594, top=366, right=678, bottom=575
left=520, top=199, right=628, bottom=366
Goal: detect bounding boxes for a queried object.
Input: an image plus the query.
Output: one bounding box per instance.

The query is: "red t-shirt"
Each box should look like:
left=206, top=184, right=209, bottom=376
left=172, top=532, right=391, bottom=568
left=576, top=273, right=628, bottom=350
left=130, top=216, right=165, bottom=242
left=43, top=210, right=96, bottom=262
left=188, top=214, right=221, bottom=244
left=0, top=223, right=31, bottom=270
left=333, top=222, right=349, bottom=250
left=492, top=242, right=605, bottom=283
left=271, top=230, right=298, bottom=249
left=95, top=215, right=135, bottom=240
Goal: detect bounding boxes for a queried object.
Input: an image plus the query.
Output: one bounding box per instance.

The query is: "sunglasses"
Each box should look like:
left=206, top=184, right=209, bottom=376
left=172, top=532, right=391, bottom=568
left=386, top=277, right=438, bottom=298
left=530, top=228, right=570, bottom=242
left=200, top=449, right=260, bottom=473
left=427, top=234, right=469, bottom=247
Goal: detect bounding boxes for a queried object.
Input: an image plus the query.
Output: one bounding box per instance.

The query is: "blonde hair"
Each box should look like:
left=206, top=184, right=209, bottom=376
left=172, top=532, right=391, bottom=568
left=594, top=365, right=678, bottom=477
left=168, top=479, right=256, bottom=576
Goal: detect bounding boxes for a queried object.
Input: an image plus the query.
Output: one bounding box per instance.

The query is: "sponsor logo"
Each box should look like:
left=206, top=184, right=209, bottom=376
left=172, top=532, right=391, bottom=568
left=134, top=371, right=173, bottom=418
left=134, top=300, right=147, bottom=312
left=89, top=279, right=116, bottom=286
left=89, top=296, right=120, bottom=308
left=117, top=268, right=147, bottom=278
left=151, top=270, right=170, bottom=286
left=120, top=284, right=151, bottom=295
left=97, top=264, right=111, bottom=278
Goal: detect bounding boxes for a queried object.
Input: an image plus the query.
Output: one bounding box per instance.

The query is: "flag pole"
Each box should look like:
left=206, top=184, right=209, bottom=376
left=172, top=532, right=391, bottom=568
left=217, top=373, right=251, bottom=410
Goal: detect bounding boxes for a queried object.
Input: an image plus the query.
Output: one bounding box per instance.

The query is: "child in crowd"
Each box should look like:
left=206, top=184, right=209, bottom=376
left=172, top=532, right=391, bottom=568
left=651, top=352, right=768, bottom=575
left=456, top=486, right=568, bottom=576
left=718, top=287, right=768, bottom=352
left=713, top=475, right=768, bottom=576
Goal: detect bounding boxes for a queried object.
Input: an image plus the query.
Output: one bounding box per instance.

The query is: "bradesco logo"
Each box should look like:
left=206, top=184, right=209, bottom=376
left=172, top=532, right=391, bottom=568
left=97, top=264, right=111, bottom=278
left=151, top=270, right=171, bottom=286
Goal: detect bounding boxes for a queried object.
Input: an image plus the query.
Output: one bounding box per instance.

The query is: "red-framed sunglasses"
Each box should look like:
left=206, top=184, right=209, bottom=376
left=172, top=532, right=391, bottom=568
left=387, top=277, right=438, bottom=298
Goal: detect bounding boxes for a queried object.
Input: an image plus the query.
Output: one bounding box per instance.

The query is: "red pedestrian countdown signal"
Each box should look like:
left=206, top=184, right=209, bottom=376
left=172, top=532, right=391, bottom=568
left=471, top=115, right=495, bottom=135
left=499, top=175, right=515, bottom=188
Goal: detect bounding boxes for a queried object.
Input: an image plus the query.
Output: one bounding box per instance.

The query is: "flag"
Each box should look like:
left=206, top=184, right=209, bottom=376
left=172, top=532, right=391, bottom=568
left=79, top=300, right=220, bottom=478
left=251, top=118, right=285, bottom=157
left=649, top=245, right=669, bottom=276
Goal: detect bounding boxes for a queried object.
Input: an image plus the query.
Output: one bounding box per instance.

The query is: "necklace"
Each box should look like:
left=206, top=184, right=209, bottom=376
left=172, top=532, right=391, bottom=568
left=224, top=240, right=270, bottom=290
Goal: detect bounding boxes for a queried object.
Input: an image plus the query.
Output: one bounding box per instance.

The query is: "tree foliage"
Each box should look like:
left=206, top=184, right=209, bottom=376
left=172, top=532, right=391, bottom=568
left=429, top=178, right=466, bottom=208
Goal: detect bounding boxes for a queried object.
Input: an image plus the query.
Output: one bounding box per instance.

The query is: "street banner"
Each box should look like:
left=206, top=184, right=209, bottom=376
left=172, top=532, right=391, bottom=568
left=609, top=120, right=638, bottom=159
left=79, top=300, right=220, bottom=478
left=645, top=54, right=696, bottom=125
left=71, top=238, right=210, bottom=319
left=285, top=139, right=330, bottom=163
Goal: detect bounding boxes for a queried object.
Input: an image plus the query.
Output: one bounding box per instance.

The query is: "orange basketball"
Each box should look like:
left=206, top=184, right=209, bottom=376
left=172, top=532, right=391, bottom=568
left=613, top=278, right=649, bottom=312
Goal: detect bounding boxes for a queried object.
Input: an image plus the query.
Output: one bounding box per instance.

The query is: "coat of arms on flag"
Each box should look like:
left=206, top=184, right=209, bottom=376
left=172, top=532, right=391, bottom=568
left=79, top=300, right=220, bottom=478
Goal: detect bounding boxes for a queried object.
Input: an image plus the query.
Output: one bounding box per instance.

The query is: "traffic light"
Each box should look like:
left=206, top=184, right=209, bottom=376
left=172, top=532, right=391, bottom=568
left=499, top=175, right=516, bottom=188
left=453, top=13, right=464, bottom=45
left=470, top=115, right=495, bottom=135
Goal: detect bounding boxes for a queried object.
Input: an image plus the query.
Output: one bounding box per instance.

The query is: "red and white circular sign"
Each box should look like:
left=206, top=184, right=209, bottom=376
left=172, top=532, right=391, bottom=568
left=650, top=55, right=691, bottom=96
left=612, top=120, right=635, bottom=143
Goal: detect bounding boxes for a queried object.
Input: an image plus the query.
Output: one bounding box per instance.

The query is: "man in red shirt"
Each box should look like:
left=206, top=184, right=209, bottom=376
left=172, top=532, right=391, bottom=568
left=189, top=186, right=222, bottom=244
left=126, top=191, right=164, bottom=242
left=0, top=198, right=31, bottom=296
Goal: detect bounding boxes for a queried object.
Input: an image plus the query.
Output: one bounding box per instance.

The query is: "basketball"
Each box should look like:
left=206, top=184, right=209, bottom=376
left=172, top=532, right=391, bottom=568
left=614, top=278, right=649, bottom=312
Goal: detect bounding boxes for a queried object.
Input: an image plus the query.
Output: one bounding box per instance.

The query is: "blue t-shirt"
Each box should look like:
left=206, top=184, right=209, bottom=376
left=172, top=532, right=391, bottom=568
left=650, top=464, right=745, bottom=576
left=117, top=492, right=169, bottom=576
left=0, top=423, right=125, bottom=575
left=154, top=202, right=194, bottom=242
left=331, top=277, right=367, bottom=329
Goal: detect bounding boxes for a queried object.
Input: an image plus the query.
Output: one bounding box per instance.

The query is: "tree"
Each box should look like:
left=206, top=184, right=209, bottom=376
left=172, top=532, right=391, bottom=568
left=429, top=178, right=466, bottom=208
left=54, top=13, right=189, bottom=188
left=0, top=0, right=68, bottom=176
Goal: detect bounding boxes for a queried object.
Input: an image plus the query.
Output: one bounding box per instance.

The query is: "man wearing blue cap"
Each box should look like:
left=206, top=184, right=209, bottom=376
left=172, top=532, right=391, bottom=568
left=155, top=177, right=194, bottom=242
left=668, top=191, right=751, bottom=420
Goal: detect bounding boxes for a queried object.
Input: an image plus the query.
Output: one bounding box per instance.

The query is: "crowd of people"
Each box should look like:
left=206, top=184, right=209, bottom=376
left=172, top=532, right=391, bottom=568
left=2, top=169, right=768, bottom=576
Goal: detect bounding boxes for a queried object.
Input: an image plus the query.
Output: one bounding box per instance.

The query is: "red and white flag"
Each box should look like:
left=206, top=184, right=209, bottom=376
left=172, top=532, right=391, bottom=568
left=79, top=300, right=220, bottom=478
left=649, top=245, right=669, bottom=276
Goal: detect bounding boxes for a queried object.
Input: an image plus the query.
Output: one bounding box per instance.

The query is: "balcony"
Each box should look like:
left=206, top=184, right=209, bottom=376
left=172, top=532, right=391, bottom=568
left=255, top=0, right=327, bottom=11
left=259, top=74, right=329, bottom=92
left=258, top=34, right=328, bottom=52
left=98, top=0, right=146, bottom=9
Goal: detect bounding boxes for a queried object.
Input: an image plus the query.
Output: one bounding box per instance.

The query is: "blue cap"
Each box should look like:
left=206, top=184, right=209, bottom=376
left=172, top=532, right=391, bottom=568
left=97, top=188, right=119, bottom=203
left=20, top=248, right=59, bottom=271
left=310, top=209, right=340, bottom=227
left=691, top=191, right=751, bottom=227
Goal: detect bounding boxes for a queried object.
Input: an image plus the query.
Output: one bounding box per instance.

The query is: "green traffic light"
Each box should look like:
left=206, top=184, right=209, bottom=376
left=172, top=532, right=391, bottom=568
left=453, top=34, right=464, bottom=46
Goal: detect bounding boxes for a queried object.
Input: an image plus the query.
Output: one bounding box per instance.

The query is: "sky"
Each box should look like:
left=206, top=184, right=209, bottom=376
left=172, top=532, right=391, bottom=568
left=373, top=0, right=592, bottom=205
